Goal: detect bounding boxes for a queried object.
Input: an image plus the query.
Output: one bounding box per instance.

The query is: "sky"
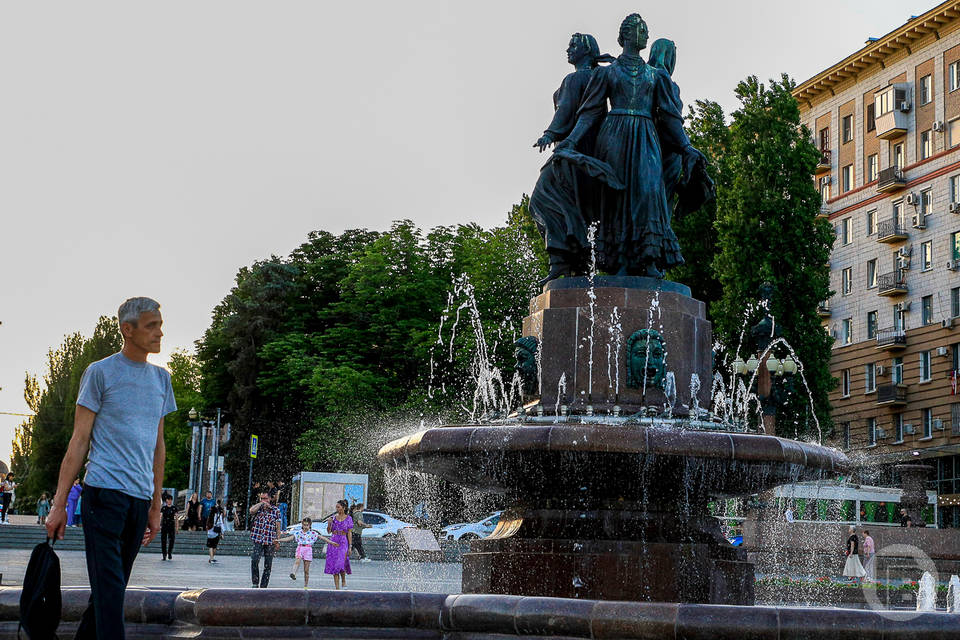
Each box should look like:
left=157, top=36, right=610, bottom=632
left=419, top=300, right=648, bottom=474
left=0, top=1, right=933, bottom=467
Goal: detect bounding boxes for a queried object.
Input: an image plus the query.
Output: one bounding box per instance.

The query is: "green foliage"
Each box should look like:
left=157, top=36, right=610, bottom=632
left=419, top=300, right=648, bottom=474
left=196, top=201, right=547, bottom=507
left=712, top=75, right=834, bottom=439
left=164, top=350, right=204, bottom=490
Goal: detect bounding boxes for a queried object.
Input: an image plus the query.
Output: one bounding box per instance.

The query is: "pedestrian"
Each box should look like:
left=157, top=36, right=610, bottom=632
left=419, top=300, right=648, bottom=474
left=266, top=481, right=278, bottom=504
left=325, top=499, right=353, bottom=589
left=899, top=508, right=913, bottom=528
left=205, top=508, right=223, bottom=564
left=222, top=501, right=237, bottom=532
left=784, top=506, right=795, bottom=523
left=160, top=493, right=178, bottom=561
left=1, top=473, right=15, bottom=524
left=279, top=517, right=337, bottom=589
left=200, top=490, right=216, bottom=523
left=248, top=491, right=282, bottom=588
left=351, top=502, right=371, bottom=562
left=183, top=492, right=202, bottom=531
left=277, top=481, right=288, bottom=529
left=74, top=495, right=83, bottom=527
left=862, top=529, right=876, bottom=582
left=45, top=296, right=175, bottom=640
left=36, top=493, right=51, bottom=525
left=66, top=478, right=82, bottom=527
left=842, top=525, right=866, bottom=583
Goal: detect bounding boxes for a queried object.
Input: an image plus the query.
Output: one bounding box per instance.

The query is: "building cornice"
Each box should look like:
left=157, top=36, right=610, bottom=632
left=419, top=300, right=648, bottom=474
left=793, top=1, right=960, bottom=109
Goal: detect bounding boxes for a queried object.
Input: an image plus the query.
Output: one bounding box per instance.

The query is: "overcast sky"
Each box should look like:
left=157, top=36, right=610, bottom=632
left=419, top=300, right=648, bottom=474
left=0, top=1, right=931, bottom=467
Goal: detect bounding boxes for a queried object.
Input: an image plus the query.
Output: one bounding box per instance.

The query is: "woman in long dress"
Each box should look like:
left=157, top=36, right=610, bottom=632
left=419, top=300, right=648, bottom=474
left=558, top=14, right=707, bottom=277
left=325, top=499, right=353, bottom=590
left=842, top=526, right=866, bottom=582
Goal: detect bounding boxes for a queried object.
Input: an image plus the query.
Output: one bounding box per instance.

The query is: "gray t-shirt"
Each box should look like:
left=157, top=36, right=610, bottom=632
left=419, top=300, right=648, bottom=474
left=77, top=352, right=177, bottom=500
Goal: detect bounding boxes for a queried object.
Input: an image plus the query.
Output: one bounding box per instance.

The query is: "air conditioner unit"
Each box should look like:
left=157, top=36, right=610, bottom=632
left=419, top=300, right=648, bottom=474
left=877, top=427, right=887, bottom=439
left=943, top=317, right=956, bottom=329
left=934, top=418, right=945, bottom=430
left=934, top=120, right=946, bottom=132
left=900, top=301, right=912, bottom=312
left=899, top=101, right=912, bottom=112
left=947, top=260, right=959, bottom=272
left=906, top=192, right=919, bottom=206
left=820, top=176, right=832, bottom=187
left=876, top=365, right=886, bottom=376
left=911, top=214, right=926, bottom=229
left=939, top=346, right=950, bottom=357
left=951, top=202, right=960, bottom=214
left=897, top=255, right=911, bottom=270
left=904, top=423, right=916, bottom=435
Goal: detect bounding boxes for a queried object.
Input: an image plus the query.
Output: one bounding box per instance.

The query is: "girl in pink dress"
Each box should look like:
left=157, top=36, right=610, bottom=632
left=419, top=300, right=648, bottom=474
left=278, top=517, right=337, bottom=588
left=324, top=499, right=353, bottom=589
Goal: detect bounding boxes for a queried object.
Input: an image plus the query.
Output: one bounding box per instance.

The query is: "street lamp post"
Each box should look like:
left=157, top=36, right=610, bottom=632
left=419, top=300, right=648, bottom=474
left=187, top=408, right=200, bottom=495
left=732, top=353, right=798, bottom=434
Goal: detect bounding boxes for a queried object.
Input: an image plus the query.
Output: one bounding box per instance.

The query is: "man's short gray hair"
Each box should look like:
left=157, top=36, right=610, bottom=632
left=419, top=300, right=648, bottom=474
left=118, top=297, right=161, bottom=327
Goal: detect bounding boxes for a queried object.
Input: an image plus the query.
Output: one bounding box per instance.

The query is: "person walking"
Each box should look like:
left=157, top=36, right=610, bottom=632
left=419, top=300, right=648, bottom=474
left=36, top=493, right=51, bottom=525
left=200, top=491, right=215, bottom=522
left=205, top=508, right=223, bottom=563
left=249, top=491, right=282, bottom=588
left=1, top=473, right=15, bottom=523
left=160, top=493, right=178, bottom=561
left=45, top=296, right=175, bottom=640
left=842, top=526, right=866, bottom=583
left=899, top=508, right=914, bottom=528
left=222, top=501, right=237, bottom=532
left=351, top=502, right=371, bottom=562
left=277, top=481, right=289, bottom=529
left=862, top=529, right=876, bottom=582
left=325, top=499, right=353, bottom=589
left=279, top=518, right=337, bottom=589
left=183, top=492, right=202, bottom=531
left=65, top=478, right=82, bottom=527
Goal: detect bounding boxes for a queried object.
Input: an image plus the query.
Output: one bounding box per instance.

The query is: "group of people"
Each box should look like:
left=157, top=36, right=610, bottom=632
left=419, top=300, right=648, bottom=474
left=842, top=526, right=876, bottom=583
left=158, top=491, right=241, bottom=562
left=0, top=473, right=16, bottom=523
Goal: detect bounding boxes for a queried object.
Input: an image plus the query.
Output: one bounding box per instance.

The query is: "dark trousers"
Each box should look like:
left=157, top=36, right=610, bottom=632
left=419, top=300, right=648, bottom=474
left=76, top=485, right=149, bottom=640
left=161, top=526, right=175, bottom=558
left=353, top=533, right=366, bottom=559
left=0, top=493, right=10, bottom=521
left=250, top=543, right=275, bottom=587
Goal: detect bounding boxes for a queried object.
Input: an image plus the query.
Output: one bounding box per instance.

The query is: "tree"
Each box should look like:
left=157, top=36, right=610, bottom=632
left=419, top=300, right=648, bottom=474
left=164, top=350, right=204, bottom=490
left=712, top=75, right=834, bottom=439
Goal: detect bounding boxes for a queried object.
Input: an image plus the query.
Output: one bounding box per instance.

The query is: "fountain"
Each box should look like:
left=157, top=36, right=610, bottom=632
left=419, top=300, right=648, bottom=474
left=917, top=571, right=937, bottom=612
left=948, top=575, right=960, bottom=613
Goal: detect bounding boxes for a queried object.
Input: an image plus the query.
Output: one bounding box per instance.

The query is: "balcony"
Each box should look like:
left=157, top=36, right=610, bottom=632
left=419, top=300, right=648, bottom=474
left=876, top=217, right=908, bottom=243
left=817, top=205, right=830, bottom=219
left=875, top=327, right=907, bottom=350
left=874, top=84, right=910, bottom=140
left=815, top=149, right=832, bottom=174
left=876, top=383, right=908, bottom=407
left=876, top=167, right=907, bottom=193
left=877, top=271, right=908, bottom=296
left=817, top=302, right=831, bottom=318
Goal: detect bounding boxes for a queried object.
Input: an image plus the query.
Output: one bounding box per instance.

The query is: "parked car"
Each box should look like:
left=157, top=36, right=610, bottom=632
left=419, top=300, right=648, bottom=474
left=286, top=510, right=416, bottom=539
left=440, top=511, right=502, bottom=541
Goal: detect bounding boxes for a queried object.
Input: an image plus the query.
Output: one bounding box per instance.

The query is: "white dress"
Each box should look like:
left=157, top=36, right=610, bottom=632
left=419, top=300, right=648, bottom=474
left=842, top=535, right=866, bottom=578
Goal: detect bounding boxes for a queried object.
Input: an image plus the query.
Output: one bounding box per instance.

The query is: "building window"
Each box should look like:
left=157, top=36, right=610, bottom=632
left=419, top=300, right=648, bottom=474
left=867, top=155, right=878, bottom=183
left=842, top=164, right=853, bottom=192
left=877, top=91, right=892, bottom=116
left=892, top=143, right=905, bottom=169
left=921, top=241, right=932, bottom=271
left=894, top=414, right=904, bottom=442
left=867, top=259, right=877, bottom=288
left=920, top=74, right=932, bottom=105
left=922, top=408, right=933, bottom=438
left=952, top=231, right=960, bottom=261
left=842, top=369, right=851, bottom=396
left=953, top=403, right=960, bottom=436
left=951, top=119, right=960, bottom=148
left=921, top=130, right=932, bottom=160
left=867, top=310, right=878, bottom=339
left=922, top=295, right=933, bottom=325
left=842, top=318, right=853, bottom=345
left=842, top=267, right=852, bottom=295
left=952, top=287, right=960, bottom=317
left=952, top=61, right=960, bottom=92
left=866, top=102, right=876, bottom=132
left=841, top=218, right=852, bottom=245
left=842, top=115, right=853, bottom=143
left=952, top=176, right=960, bottom=204
left=893, top=200, right=904, bottom=227
left=920, top=351, right=932, bottom=382
left=819, top=127, right=830, bottom=151
left=893, top=356, right=904, bottom=384
left=920, top=189, right=932, bottom=216
left=820, top=179, right=830, bottom=203
left=866, top=209, right=877, bottom=236
left=868, top=417, right=877, bottom=445
left=843, top=423, right=851, bottom=449
left=893, top=304, right=904, bottom=332
left=865, top=363, right=877, bottom=393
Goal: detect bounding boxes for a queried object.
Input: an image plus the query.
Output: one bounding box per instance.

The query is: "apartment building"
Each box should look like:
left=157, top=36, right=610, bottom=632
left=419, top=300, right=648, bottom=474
left=793, top=1, right=960, bottom=528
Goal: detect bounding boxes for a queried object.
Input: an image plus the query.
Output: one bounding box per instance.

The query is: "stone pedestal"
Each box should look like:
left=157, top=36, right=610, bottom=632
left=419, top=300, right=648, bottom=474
left=522, top=277, right=711, bottom=416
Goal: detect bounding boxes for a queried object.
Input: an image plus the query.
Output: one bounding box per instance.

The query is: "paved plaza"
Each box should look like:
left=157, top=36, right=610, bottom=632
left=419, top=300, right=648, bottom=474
left=0, top=546, right=462, bottom=593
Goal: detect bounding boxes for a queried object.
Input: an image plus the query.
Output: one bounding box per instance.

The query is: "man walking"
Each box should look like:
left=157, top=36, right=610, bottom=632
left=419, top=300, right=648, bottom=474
left=249, top=491, right=282, bottom=588
left=200, top=490, right=216, bottom=523
left=160, top=493, right=178, bottom=561
left=46, top=297, right=175, bottom=639
left=351, top=502, right=371, bottom=562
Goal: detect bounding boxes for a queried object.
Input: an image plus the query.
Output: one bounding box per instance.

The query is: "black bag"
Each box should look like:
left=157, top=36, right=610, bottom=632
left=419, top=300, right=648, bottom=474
left=19, top=538, right=61, bottom=639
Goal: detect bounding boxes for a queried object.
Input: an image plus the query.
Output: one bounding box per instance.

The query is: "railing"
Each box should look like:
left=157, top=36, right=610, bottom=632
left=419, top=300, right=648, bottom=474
left=876, top=327, right=907, bottom=349
left=876, top=383, right=908, bottom=405
left=816, top=149, right=832, bottom=172
left=877, top=166, right=906, bottom=192
left=817, top=302, right=831, bottom=317
left=877, top=271, right=908, bottom=295
left=877, top=218, right=908, bottom=242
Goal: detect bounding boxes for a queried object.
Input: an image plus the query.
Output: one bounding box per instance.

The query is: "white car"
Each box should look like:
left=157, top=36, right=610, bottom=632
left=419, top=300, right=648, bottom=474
left=286, top=510, right=416, bottom=539
left=440, top=511, right=502, bottom=541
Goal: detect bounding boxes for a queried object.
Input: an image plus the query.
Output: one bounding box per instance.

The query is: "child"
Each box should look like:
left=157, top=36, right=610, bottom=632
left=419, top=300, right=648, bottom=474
left=160, top=493, right=178, bottom=560
left=36, top=493, right=51, bottom=525
left=278, top=518, right=337, bottom=588
left=205, top=508, right=223, bottom=563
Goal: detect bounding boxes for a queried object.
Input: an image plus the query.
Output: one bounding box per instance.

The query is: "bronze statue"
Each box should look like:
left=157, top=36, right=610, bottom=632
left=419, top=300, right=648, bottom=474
left=531, top=14, right=715, bottom=283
